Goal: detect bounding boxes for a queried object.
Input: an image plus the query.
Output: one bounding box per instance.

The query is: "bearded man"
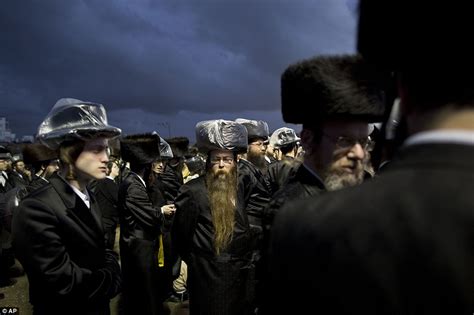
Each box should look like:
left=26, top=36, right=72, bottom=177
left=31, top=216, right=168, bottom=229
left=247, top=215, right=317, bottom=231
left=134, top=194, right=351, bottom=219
left=263, top=55, right=384, bottom=228
left=172, top=119, right=257, bottom=315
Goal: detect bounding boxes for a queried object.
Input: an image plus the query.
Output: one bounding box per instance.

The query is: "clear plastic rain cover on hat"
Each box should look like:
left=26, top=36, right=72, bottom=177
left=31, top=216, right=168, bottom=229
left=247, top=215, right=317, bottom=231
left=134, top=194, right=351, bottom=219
left=37, top=98, right=121, bottom=149
left=159, top=138, right=174, bottom=159
left=270, top=127, right=300, bottom=148
left=235, top=118, right=269, bottom=139
left=195, top=119, right=248, bottom=153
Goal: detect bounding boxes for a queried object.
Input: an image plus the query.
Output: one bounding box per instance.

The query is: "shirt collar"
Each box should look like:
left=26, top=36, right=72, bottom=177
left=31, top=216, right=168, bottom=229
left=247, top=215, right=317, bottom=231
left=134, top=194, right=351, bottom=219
left=131, top=172, right=147, bottom=187
left=404, top=130, right=474, bottom=147
left=66, top=182, right=91, bottom=209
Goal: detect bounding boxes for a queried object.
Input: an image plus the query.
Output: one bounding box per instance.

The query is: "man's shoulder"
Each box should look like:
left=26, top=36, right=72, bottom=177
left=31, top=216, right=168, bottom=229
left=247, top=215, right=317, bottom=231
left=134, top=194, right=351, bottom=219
left=275, top=176, right=394, bottom=233
left=182, top=175, right=205, bottom=191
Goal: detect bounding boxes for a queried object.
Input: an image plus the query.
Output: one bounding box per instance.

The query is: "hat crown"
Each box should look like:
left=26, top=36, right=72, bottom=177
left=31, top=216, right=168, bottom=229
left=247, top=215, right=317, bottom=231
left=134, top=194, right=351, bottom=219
left=235, top=118, right=269, bottom=139
left=37, top=98, right=121, bottom=149
left=195, top=119, right=248, bottom=154
left=271, top=127, right=300, bottom=147
left=159, top=138, right=174, bottom=159
left=120, top=133, right=161, bottom=165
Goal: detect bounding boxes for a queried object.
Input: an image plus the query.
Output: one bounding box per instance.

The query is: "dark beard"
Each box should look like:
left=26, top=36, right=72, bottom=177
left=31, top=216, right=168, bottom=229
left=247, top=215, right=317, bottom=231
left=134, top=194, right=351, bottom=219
left=206, top=166, right=237, bottom=255
left=246, top=150, right=267, bottom=172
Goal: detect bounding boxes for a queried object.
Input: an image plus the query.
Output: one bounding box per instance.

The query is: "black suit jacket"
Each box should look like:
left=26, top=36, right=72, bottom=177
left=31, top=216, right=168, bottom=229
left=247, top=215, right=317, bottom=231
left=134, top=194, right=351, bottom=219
left=94, top=178, right=119, bottom=219
left=12, top=173, right=121, bottom=315
left=262, top=143, right=474, bottom=314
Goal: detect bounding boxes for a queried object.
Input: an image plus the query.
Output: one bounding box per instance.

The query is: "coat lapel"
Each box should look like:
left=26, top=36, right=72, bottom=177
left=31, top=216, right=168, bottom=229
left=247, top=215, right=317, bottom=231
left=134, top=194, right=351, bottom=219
left=49, top=174, right=104, bottom=244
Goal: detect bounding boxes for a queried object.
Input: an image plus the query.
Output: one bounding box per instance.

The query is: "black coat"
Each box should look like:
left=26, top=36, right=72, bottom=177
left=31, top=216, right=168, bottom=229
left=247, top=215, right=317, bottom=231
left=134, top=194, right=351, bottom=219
left=172, top=176, right=256, bottom=315
left=160, top=164, right=184, bottom=202
left=118, top=172, right=166, bottom=315
left=265, top=158, right=300, bottom=196
left=12, top=173, right=121, bottom=315
left=263, top=164, right=325, bottom=235
left=148, top=175, right=179, bottom=296
left=93, top=178, right=119, bottom=249
left=238, top=159, right=271, bottom=227
left=262, top=143, right=474, bottom=314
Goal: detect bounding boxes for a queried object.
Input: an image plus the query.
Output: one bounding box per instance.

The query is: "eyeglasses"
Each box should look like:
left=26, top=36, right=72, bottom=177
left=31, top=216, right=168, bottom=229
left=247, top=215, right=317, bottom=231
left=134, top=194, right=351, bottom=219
left=322, top=132, right=375, bottom=152
left=209, top=157, right=234, bottom=165
left=249, top=141, right=268, bottom=149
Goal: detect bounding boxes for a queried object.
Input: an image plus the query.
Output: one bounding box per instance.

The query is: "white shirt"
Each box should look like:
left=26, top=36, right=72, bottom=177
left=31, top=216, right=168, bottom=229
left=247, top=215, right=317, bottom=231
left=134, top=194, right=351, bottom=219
left=0, top=171, right=6, bottom=187
left=68, top=183, right=91, bottom=209
left=404, top=130, right=474, bottom=147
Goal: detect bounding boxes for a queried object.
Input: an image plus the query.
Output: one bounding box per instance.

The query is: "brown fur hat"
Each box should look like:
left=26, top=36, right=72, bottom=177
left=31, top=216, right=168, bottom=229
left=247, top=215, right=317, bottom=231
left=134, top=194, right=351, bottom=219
left=165, top=137, right=189, bottom=158
left=120, top=133, right=160, bottom=165
left=22, top=143, right=58, bottom=164
left=281, top=54, right=386, bottom=124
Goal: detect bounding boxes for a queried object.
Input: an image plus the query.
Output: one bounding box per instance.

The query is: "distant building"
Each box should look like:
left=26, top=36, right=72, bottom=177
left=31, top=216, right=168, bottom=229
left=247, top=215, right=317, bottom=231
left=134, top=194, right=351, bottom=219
left=0, top=117, right=16, bottom=142
left=21, top=135, right=35, bottom=143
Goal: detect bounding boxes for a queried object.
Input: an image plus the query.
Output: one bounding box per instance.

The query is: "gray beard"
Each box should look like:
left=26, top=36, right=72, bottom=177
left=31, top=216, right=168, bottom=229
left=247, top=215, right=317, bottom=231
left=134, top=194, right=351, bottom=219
left=324, top=168, right=364, bottom=191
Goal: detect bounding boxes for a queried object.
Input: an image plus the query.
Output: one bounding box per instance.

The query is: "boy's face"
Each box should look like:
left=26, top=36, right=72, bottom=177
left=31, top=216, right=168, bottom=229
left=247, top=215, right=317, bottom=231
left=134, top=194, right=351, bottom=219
left=75, top=138, right=109, bottom=180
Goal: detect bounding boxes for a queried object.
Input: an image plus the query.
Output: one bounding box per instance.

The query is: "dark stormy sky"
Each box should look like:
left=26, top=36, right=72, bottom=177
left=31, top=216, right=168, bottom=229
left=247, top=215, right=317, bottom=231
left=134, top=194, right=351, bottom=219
left=0, top=0, right=357, bottom=142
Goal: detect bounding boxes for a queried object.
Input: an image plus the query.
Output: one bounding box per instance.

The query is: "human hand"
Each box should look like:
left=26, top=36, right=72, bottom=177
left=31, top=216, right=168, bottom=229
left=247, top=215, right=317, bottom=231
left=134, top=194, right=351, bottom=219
left=161, top=204, right=176, bottom=216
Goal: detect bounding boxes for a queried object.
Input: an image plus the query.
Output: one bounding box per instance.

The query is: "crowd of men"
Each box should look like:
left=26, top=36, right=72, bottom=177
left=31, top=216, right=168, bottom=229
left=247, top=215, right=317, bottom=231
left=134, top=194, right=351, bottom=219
left=1, top=0, right=474, bottom=314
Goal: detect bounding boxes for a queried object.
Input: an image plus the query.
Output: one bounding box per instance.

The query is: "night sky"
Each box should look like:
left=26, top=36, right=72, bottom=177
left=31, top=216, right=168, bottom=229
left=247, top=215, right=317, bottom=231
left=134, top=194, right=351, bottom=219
left=0, top=0, right=357, bottom=142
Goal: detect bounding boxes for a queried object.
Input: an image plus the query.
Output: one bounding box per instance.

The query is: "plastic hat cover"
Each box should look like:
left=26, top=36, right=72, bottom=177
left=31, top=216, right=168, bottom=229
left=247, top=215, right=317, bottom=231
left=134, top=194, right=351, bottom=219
left=235, top=118, right=269, bottom=139
left=159, top=138, right=174, bottom=159
left=270, top=127, right=300, bottom=148
left=37, top=98, right=121, bottom=149
left=195, top=119, right=248, bottom=154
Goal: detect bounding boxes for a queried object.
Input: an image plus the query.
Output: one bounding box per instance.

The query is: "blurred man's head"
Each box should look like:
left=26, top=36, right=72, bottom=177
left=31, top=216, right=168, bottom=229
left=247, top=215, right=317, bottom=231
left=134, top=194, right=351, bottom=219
left=357, top=0, right=474, bottom=135
left=12, top=156, right=26, bottom=173
left=107, top=159, right=120, bottom=179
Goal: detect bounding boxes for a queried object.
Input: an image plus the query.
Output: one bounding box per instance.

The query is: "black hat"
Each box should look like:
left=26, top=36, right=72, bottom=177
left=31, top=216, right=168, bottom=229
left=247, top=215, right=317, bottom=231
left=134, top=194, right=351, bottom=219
left=235, top=119, right=269, bottom=140
left=22, top=143, right=58, bottom=164
left=195, top=119, right=248, bottom=154
left=357, top=0, right=473, bottom=73
left=0, top=146, right=12, bottom=160
left=165, top=137, right=189, bottom=158
left=120, top=133, right=160, bottom=165
left=281, top=54, right=386, bottom=124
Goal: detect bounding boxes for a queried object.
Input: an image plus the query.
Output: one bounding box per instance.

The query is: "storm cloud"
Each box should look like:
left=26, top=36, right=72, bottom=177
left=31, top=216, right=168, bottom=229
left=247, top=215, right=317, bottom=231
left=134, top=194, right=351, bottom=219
left=0, top=0, right=357, bottom=140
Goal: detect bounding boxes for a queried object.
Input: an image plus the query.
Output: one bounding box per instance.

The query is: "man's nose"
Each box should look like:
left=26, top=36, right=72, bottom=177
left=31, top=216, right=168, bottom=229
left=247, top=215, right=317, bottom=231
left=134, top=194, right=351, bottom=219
left=100, top=151, right=109, bottom=163
left=347, top=143, right=365, bottom=160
